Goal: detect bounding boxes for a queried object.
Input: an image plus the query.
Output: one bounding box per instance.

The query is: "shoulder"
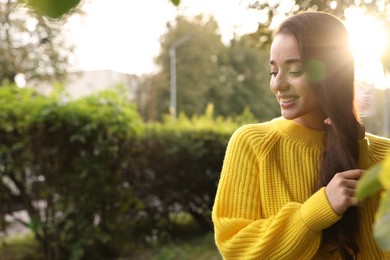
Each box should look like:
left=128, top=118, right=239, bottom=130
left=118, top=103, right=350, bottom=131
left=232, top=121, right=274, bottom=139
left=227, top=118, right=283, bottom=151
left=231, top=118, right=282, bottom=139
left=366, top=133, right=390, bottom=150
left=366, top=133, right=390, bottom=162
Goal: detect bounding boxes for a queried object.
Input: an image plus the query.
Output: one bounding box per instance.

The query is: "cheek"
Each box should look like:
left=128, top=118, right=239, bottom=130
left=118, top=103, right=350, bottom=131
left=304, top=90, right=323, bottom=111
left=294, top=79, right=311, bottom=97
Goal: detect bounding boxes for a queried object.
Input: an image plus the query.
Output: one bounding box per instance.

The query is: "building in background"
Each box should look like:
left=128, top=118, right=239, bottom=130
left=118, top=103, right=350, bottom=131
left=65, top=69, right=138, bottom=99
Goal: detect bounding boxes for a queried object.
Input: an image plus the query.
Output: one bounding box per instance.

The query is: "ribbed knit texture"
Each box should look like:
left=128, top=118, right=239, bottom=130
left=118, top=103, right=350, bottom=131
left=212, top=117, right=390, bottom=259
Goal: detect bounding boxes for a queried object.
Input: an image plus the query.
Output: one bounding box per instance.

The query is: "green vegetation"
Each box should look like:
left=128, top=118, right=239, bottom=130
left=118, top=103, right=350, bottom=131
left=1, top=231, right=221, bottom=260
left=0, top=1, right=77, bottom=85
left=0, top=232, right=41, bottom=260
left=0, top=84, right=251, bottom=259
left=357, top=154, right=390, bottom=250
left=136, top=15, right=280, bottom=122
left=145, top=232, right=221, bottom=260
left=137, top=4, right=390, bottom=125
left=4, top=0, right=390, bottom=257
left=22, top=0, right=81, bottom=19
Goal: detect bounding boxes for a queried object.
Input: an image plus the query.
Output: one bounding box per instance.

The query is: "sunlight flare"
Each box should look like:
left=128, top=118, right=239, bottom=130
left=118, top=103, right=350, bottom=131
left=344, top=7, right=388, bottom=86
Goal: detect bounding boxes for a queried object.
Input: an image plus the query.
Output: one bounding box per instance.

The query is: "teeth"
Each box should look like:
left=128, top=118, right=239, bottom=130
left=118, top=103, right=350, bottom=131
left=280, top=96, right=298, bottom=103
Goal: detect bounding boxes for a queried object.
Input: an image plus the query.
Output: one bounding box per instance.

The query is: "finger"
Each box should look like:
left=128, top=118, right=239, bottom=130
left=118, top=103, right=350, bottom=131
left=345, top=179, right=359, bottom=189
left=349, top=187, right=356, bottom=196
left=342, top=187, right=356, bottom=197
left=338, top=169, right=364, bottom=180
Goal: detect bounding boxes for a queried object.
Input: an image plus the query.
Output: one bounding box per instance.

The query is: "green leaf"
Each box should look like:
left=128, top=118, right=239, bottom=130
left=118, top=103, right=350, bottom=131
left=170, top=0, right=180, bottom=6
left=356, top=163, right=383, bottom=201
left=373, top=191, right=390, bottom=250
left=379, top=154, right=390, bottom=189
left=24, top=0, right=81, bottom=19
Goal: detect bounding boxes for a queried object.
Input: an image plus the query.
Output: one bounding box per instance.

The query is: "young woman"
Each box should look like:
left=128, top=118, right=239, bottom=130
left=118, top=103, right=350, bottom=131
left=212, top=11, right=390, bottom=259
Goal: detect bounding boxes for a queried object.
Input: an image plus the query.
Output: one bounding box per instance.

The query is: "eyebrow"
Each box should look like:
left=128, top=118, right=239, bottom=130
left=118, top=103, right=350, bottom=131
left=269, top=58, right=302, bottom=65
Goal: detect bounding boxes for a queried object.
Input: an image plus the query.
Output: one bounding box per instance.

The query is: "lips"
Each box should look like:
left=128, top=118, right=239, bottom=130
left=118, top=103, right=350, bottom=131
left=278, top=95, right=299, bottom=104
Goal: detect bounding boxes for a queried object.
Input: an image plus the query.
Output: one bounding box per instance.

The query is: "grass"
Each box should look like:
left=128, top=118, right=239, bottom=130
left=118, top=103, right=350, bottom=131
left=0, top=231, right=221, bottom=260
left=0, top=232, right=42, bottom=260
left=130, top=232, right=222, bottom=260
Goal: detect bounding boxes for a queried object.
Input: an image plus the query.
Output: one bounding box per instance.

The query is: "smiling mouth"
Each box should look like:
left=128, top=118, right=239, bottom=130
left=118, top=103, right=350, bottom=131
left=279, top=96, right=299, bottom=104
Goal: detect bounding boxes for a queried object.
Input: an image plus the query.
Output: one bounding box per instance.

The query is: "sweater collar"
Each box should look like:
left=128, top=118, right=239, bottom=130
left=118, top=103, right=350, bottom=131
left=271, top=117, right=326, bottom=147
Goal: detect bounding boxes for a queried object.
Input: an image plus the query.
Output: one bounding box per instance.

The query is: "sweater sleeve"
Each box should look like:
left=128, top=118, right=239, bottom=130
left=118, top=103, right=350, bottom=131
left=212, top=125, right=341, bottom=259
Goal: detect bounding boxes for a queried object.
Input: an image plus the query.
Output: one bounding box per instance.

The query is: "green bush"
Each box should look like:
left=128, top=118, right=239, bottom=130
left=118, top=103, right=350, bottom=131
left=127, top=104, right=246, bottom=240
left=0, top=86, right=252, bottom=258
left=0, top=85, right=143, bottom=259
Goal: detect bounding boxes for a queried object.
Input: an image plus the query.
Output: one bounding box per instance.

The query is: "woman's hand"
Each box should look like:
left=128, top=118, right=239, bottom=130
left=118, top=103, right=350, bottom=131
left=325, top=169, right=364, bottom=215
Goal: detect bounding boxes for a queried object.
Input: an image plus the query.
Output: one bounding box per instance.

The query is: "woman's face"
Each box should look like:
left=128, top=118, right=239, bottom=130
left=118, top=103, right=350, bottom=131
left=269, top=33, right=326, bottom=130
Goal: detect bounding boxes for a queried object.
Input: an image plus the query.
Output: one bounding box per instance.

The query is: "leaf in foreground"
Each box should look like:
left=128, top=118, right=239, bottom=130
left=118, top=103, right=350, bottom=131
left=379, top=154, right=390, bottom=189
left=24, top=0, right=81, bottom=19
left=170, top=0, right=180, bottom=6
left=356, top=163, right=383, bottom=201
left=373, top=190, right=390, bottom=250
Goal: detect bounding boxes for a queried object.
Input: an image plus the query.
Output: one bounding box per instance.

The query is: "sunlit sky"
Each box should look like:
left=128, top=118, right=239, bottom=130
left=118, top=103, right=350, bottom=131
left=344, top=7, right=388, bottom=88
left=65, top=0, right=389, bottom=88
left=66, top=0, right=261, bottom=75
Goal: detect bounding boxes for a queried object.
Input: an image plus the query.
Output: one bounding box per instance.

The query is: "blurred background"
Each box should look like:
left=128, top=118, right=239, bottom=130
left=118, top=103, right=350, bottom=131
left=0, top=0, right=390, bottom=259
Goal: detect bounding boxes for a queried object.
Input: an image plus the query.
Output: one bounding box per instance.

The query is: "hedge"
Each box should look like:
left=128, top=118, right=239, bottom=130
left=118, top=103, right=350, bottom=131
left=0, top=85, right=249, bottom=259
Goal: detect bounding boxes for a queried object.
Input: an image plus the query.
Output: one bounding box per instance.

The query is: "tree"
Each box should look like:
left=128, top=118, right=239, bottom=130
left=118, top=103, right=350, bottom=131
left=0, top=0, right=79, bottom=84
left=218, top=35, right=279, bottom=120
left=138, top=15, right=280, bottom=121
left=141, top=15, right=227, bottom=120
left=135, top=72, right=168, bottom=121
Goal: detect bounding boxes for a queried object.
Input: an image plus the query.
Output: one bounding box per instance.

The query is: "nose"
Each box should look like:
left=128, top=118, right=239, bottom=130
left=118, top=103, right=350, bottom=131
left=270, top=72, right=289, bottom=93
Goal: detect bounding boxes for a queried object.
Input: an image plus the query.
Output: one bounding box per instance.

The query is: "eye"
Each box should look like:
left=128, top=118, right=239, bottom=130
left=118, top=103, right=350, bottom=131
left=289, top=70, right=303, bottom=77
left=269, top=71, right=278, bottom=77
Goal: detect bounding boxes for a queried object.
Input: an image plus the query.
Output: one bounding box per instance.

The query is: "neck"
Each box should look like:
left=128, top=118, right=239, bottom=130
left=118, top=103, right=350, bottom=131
left=292, top=110, right=328, bottom=131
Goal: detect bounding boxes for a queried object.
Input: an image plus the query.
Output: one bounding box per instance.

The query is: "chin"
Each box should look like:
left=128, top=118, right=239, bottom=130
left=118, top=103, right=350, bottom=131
left=281, top=112, right=297, bottom=121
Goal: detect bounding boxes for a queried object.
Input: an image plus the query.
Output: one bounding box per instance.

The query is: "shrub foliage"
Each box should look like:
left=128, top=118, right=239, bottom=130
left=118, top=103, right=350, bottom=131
left=0, top=86, right=244, bottom=259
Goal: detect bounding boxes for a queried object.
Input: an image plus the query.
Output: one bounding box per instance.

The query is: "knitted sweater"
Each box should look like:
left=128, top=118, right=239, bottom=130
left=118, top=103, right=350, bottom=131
left=212, top=117, right=390, bottom=259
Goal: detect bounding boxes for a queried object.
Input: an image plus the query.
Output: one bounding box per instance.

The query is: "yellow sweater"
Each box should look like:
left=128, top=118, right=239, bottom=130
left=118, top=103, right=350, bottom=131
left=212, top=117, right=390, bottom=259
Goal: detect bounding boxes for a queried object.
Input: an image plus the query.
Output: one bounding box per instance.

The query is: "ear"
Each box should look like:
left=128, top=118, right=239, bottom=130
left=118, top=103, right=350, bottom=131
left=324, top=118, right=332, bottom=126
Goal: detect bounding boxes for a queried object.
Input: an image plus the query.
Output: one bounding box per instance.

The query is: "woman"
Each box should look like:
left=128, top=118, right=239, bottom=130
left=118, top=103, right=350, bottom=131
left=212, top=11, right=390, bottom=259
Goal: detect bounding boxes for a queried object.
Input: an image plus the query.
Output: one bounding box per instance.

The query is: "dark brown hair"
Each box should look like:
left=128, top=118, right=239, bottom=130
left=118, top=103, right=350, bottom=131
left=274, top=12, right=362, bottom=259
